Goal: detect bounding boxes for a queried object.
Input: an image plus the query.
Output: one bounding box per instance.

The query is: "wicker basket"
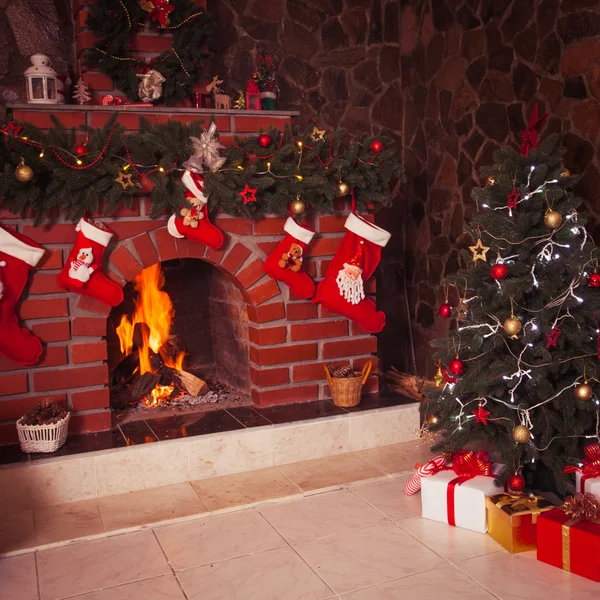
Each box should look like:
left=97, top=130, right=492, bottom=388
left=16, top=412, right=70, bottom=453
left=324, top=361, right=372, bottom=408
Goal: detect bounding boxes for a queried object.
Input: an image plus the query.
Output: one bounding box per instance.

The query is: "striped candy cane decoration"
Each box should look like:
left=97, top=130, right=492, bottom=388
left=403, top=455, right=447, bottom=496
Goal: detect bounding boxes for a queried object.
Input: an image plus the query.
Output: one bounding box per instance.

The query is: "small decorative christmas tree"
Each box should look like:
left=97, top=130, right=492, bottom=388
left=424, top=106, right=600, bottom=493
left=72, top=77, right=91, bottom=105
left=256, top=49, right=279, bottom=110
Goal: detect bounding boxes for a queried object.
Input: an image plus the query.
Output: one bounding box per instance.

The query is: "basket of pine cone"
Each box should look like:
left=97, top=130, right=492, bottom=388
left=324, top=361, right=372, bottom=408
left=16, top=398, right=70, bottom=453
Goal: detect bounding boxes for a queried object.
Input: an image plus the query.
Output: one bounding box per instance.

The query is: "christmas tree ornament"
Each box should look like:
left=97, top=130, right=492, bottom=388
left=507, top=187, right=520, bottom=211
left=427, top=414, right=440, bottom=425
left=433, top=362, right=444, bottom=387
left=233, top=91, right=246, bottom=110
left=185, top=123, right=226, bottom=173
left=512, top=425, right=531, bottom=444
left=443, top=368, right=457, bottom=385
left=137, top=69, right=166, bottom=103
left=449, top=357, right=465, bottom=375
left=338, top=181, right=350, bottom=196
left=0, top=226, right=45, bottom=365
left=560, top=167, right=571, bottom=178
left=486, top=176, right=496, bottom=185
left=75, top=144, right=88, bottom=156
left=1, top=122, right=22, bottom=138
left=72, top=77, right=91, bottom=105
left=258, top=134, right=272, bottom=148
left=575, top=382, right=594, bottom=401
left=546, top=327, right=561, bottom=349
left=139, top=0, right=174, bottom=27
left=438, top=302, right=452, bottom=318
left=313, top=210, right=391, bottom=333
left=491, top=263, right=508, bottom=280
left=290, top=197, right=305, bottom=215
left=508, top=473, right=526, bottom=492
left=588, top=272, right=600, bottom=288
left=263, top=216, right=316, bottom=299
left=370, top=139, right=383, bottom=153
left=57, top=219, right=124, bottom=307
left=456, top=299, right=469, bottom=321
left=410, top=421, right=438, bottom=447
left=310, top=127, right=326, bottom=142
left=240, top=184, right=258, bottom=205
left=167, top=170, right=224, bottom=250
left=544, top=209, right=562, bottom=229
left=115, top=171, right=134, bottom=190
left=15, top=158, right=33, bottom=182
left=504, top=316, right=522, bottom=338
left=469, top=238, right=489, bottom=263
left=472, top=402, right=490, bottom=425
left=519, top=103, right=549, bottom=156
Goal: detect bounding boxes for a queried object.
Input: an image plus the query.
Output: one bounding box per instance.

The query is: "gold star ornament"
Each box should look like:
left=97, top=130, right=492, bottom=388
left=115, top=171, right=134, bottom=190
left=310, top=126, right=326, bottom=142
left=469, top=238, right=490, bottom=263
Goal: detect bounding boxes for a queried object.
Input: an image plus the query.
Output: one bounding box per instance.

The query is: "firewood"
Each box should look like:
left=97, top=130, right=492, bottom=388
left=111, top=350, right=140, bottom=384
left=130, top=371, right=160, bottom=401
left=384, top=367, right=435, bottom=401
left=175, top=369, right=208, bottom=396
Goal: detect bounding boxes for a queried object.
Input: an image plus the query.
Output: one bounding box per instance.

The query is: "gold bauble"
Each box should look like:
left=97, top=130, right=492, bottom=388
left=575, top=383, right=594, bottom=401
left=512, top=425, right=531, bottom=444
left=291, top=198, right=305, bottom=214
left=503, top=316, right=522, bottom=337
left=561, top=167, right=571, bottom=178
left=487, top=176, right=496, bottom=185
left=15, top=160, right=33, bottom=182
left=338, top=181, right=350, bottom=196
left=426, top=414, right=439, bottom=426
left=544, top=209, right=562, bottom=229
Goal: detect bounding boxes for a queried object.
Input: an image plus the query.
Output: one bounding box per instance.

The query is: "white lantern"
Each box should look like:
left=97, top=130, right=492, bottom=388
left=24, top=54, right=58, bottom=104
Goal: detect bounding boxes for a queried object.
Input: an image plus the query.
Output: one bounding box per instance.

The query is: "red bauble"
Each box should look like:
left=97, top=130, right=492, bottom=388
left=139, top=174, right=156, bottom=193
left=370, top=139, right=383, bottom=153
left=508, top=473, right=526, bottom=492
left=75, top=144, right=88, bottom=156
left=490, top=264, right=508, bottom=280
left=438, top=303, right=452, bottom=318
left=258, top=134, right=272, bottom=148
left=588, top=273, right=600, bottom=288
left=448, top=358, right=465, bottom=375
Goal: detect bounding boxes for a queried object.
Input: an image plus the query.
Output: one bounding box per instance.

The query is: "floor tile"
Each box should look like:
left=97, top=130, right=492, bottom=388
left=260, top=489, right=387, bottom=544
left=341, top=565, right=496, bottom=599
left=343, top=391, right=416, bottom=413
left=459, top=550, right=600, bottom=599
left=35, top=499, right=105, bottom=546
left=0, top=553, right=38, bottom=600
left=146, top=410, right=244, bottom=441
left=191, top=467, right=301, bottom=511
left=0, top=508, right=35, bottom=553
left=277, top=453, right=384, bottom=492
left=71, top=575, right=185, bottom=599
left=97, top=482, right=207, bottom=531
left=351, top=441, right=432, bottom=475
left=398, top=515, right=502, bottom=562
left=350, top=474, right=422, bottom=521
left=225, top=406, right=273, bottom=428
left=37, top=530, right=170, bottom=600
left=256, top=400, right=347, bottom=424
left=177, top=546, right=333, bottom=600
left=118, top=420, right=158, bottom=445
left=154, top=508, right=285, bottom=570
left=295, top=522, right=443, bottom=595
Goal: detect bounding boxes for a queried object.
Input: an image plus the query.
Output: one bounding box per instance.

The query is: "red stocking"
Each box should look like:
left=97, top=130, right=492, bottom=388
left=0, top=225, right=46, bottom=365
left=57, top=218, right=124, bottom=307
left=313, top=212, right=391, bottom=333
left=167, top=170, right=224, bottom=250
left=263, top=216, right=316, bottom=299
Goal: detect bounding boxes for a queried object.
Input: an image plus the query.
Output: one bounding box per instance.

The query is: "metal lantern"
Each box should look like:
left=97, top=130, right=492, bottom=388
left=24, top=54, right=58, bottom=104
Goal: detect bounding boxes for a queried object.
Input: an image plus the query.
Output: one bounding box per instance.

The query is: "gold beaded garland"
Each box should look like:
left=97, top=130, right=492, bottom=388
left=575, top=383, right=594, bottom=401
left=544, top=209, right=562, bottom=229
left=512, top=425, right=531, bottom=444
left=291, top=198, right=306, bottom=215
left=15, top=158, right=33, bottom=182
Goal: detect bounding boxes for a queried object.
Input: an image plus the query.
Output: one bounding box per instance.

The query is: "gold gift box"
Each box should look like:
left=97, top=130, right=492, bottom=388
left=486, top=493, right=555, bottom=553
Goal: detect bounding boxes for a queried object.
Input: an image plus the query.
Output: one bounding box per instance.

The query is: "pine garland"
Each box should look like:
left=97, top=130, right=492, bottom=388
left=0, top=115, right=404, bottom=223
left=84, top=0, right=214, bottom=105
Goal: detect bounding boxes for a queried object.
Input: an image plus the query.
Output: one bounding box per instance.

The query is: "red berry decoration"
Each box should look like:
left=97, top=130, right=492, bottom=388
left=438, top=303, right=452, bottom=318
left=75, top=144, right=88, bottom=156
left=258, top=134, right=272, bottom=148
left=449, top=358, right=465, bottom=375
left=490, top=263, right=508, bottom=280
left=370, top=139, right=383, bottom=153
left=508, top=473, right=526, bottom=492
left=588, top=272, right=600, bottom=288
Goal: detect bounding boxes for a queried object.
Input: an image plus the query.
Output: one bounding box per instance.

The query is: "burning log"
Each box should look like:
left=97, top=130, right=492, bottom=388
left=175, top=370, right=208, bottom=396
left=130, top=371, right=160, bottom=402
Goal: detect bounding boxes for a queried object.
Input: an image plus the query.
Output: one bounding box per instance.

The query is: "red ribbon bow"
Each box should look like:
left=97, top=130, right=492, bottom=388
left=148, top=0, right=174, bottom=27
left=519, top=103, right=549, bottom=157
left=563, top=443, right=600, bottom=493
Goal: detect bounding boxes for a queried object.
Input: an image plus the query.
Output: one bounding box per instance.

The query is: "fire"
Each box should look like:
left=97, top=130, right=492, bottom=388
left=116, top=263, right=185, bottom=405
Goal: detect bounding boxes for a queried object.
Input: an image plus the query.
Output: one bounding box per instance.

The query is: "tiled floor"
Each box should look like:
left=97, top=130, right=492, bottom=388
left=2, top=441, right=599, bottom=599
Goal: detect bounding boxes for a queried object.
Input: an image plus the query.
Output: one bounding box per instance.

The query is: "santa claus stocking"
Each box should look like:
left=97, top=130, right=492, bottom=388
left=167, top=170, right=224, bottom=250
left=57, top=218, right=124, bottom=307
left=0, top=225, right=46, bottom=365
left=263, top=216, right=316, bottom=299
left=313, top=212, right=391, bottom=333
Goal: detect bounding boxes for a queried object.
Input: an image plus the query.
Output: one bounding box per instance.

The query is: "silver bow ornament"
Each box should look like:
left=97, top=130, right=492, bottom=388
left=183, top=122, right=227, bottom=173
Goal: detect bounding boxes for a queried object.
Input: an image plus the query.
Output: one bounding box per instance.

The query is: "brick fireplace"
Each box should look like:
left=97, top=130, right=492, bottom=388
left=0, top=104, right=381, bottom=444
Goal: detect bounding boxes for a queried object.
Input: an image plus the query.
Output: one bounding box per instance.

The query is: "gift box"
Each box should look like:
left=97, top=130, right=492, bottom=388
left=537, top=501, right=600, bottom=582
left=564, top=444, right=600, bottom=500
left=486, top=493, right=554, bottom=553
left=421, top=450, right=503, bottom=533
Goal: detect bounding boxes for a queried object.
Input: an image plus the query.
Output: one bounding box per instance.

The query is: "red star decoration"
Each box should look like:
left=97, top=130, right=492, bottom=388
left=519, top=103, right=549, bottom=157
left=1, top=122, right=22, bottom=137
left=546, top=327, right=562, bottom=349
left=240, top=184, right=258, bottom=205
left=507, top=187, right=520, bottom=210
left=472, top=405, right=490, bottom=425
left=442, top=369, right=457, bottom=385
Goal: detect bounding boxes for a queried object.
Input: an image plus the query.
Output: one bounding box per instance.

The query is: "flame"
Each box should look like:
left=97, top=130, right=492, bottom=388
left=116, top=263, right=185, bottom=405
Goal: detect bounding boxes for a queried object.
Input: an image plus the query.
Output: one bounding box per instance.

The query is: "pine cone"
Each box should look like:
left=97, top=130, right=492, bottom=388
left=331, top=364, right=353, bottom=378
left=22, top=399, right=67, bottom=426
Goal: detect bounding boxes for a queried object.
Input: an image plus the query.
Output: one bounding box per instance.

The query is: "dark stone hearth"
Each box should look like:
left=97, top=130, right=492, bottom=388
left=489, top=47, right=514, bottom=73
left=313, top=45, right=366, bottom=67
left=538, top=33, right=562, bottom=74
left=507, top=102, right=526, bottom=135
left=457, top=152, right=473, bottom=185
left=287, top=0, right=324, bottom=31
left=539, top=0, right=560, bottom=37
left=466, top=56, right=487, bottom=88
left=353, top=59, right=381, bottom=91
left=513, top=63, right=538, bottom=102
left=321, top=67, right=348, bottom=101
left=502, top=0, right=535, bottom=38
left=514, top=24, right=538, bottom=62
left=562, top=132, right=595, bottom=172
left=454, top=113, right=472, bottom=137
left=464, top=130, right=485, bottom=159
left=480, top=72, right=516, bottom=102
left=368, top=0, right=382, bottom=44
left=427, top=34, right=445, bottom=79
left=341, top=8, right=368, bottom=44
left=432, top=0, right=454, bottom=31
left=476, top=103, right=510, bottom=141
left=384, top=2, right=399, bottom=42
left=280, top=56, right=319, bottom=89
left=564, top=76, right=588, bottom=98
left=558, top=12, right=600, bottom=45
left=239, top=14, right=279, bottom=40
left=481, top=0, right=512, bottom=23
left=249, top=0, right=285, bottom=20
left=322, top=17, right=349, bottom=50
left=457, top=5, right=480, bottom=30
left=417, top=302, right=435, bottom=328
left=461, top=29, right=486, bottom=61
left=379, top=45, right=400, bottom=83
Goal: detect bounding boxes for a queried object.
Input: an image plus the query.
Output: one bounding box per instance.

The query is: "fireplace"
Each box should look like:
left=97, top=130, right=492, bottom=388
left=106, top=258, right=251, bottom=414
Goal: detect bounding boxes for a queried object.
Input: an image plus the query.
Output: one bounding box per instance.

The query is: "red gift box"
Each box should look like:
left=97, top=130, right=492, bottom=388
left=537, top=507, right=600, bottom=582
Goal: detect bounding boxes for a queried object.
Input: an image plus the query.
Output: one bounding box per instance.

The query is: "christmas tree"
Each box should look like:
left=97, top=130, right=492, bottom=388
left=425, top=108, right=600, bottom=493
left=72, top=77, right=91, bottom=105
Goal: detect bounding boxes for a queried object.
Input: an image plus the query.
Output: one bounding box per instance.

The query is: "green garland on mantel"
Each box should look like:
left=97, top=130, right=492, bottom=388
left=0, top=114, right=405, bottom=224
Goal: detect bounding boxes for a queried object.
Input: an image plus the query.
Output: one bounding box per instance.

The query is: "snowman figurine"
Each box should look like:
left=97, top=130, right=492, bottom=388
left=69, top=248, right=94, bottom=283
